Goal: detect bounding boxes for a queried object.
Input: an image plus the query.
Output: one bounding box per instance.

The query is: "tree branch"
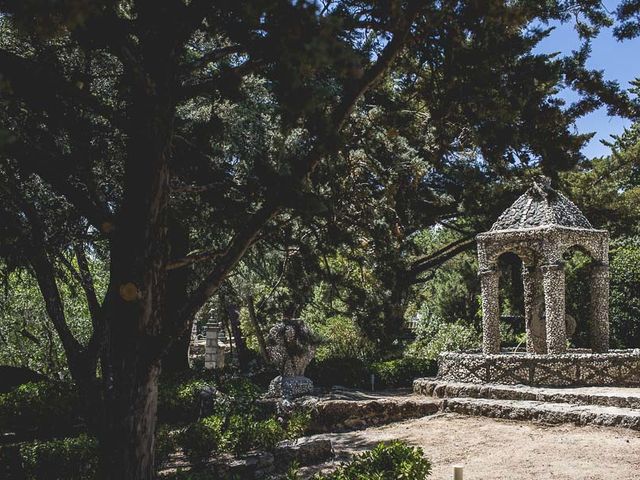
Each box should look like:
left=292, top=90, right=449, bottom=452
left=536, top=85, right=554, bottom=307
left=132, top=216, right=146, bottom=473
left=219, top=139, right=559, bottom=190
left=166, top=0, right=422, bottom=351
left=408, top=237, right=476, bottom=281
left=167, top=248, right=226, bottom=271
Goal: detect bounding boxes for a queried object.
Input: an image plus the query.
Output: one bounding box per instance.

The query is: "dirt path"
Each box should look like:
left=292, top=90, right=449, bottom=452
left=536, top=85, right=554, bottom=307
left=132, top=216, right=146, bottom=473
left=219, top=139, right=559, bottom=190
left=305, top=412, right=640, bottom=480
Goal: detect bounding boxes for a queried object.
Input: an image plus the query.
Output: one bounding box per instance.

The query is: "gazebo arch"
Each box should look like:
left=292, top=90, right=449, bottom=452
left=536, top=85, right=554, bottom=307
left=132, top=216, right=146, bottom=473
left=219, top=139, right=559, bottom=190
left=477, top=177, right=609, bottom=355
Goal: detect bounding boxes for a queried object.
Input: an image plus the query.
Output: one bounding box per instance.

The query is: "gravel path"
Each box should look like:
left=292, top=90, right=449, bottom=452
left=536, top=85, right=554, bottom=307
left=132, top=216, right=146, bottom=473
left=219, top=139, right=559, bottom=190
left=303, top=412, right=640, bottom=480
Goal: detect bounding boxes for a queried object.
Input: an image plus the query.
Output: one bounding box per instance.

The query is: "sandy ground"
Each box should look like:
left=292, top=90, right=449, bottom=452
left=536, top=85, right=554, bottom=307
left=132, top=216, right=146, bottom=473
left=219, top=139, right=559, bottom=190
left=306, top=413, right=640, bottom=480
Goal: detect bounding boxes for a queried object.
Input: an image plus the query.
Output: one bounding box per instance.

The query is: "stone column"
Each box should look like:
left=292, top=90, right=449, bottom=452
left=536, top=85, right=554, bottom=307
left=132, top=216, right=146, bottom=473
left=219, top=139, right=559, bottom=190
left=523, top=266, right=546, bottom=354
left=542, top=263, right=566, bottom=354
left=204, top=320, right=219, bottom=370
left=480, top=268, right=500, bottom=354
left=589, top=263, right=610, bottom=353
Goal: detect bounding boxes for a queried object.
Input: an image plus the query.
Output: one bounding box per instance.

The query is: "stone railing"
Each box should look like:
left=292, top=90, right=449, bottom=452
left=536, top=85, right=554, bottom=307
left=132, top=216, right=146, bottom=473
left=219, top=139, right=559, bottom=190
left=437, top=349, right=640, bottom=387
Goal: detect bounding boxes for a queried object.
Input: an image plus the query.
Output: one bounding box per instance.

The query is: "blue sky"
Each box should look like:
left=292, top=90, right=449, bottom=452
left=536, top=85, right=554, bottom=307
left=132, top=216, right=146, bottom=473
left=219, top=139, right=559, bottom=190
left=535, top=1, right=640, bottom=158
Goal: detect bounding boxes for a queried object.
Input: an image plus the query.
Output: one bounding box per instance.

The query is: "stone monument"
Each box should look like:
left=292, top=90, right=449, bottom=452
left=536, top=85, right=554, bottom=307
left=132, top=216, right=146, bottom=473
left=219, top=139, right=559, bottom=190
left=204, top=320, right=226, bottom=370
left=266, top=319, right=317, bottom=398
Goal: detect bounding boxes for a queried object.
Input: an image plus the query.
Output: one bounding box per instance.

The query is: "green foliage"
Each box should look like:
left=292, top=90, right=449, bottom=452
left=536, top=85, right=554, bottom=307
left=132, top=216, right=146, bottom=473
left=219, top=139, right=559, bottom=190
left=313, top=441, right=431, bottom=480
left=414, top=250, right=481, bottom=328
left=253, top=418, right=286, bottom=451
left=178, top=415, right=226, bottom=464
left=610, top=241, right=640, bottom=347
left=307, top=356, right=370, bottom=389
left=19, top=434, right=98, bottom=480
left=0, top=381, right=79, bottom=434
left=285, top=409, right=311, bottom=440
left=0, top=267, right=100, bottom=377
left=158, top=377, right=218, bottom=424
left=306, top=311, right=376, bottom=363
left=155, top=426, right=178, bottom=470
left=371, top=357, right=436, bottom=389
left=408, top=318, right=481, bottom=361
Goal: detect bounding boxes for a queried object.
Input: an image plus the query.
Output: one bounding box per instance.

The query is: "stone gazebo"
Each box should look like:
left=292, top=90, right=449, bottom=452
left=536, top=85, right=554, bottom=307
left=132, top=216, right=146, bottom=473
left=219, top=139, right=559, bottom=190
left=477, top=177, right=609, bottom=355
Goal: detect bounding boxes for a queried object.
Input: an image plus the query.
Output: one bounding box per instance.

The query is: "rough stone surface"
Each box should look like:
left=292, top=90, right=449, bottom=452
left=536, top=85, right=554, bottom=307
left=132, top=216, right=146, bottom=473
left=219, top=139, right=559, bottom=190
left=441, top=397, right=640, bottom=430
left=268, top=375, right=315, bottom=399
left=435, top=349, right=640, bottom=387
left=477, top=177, right=610, bottom=355
left=414, top=378, right=640, bottom=409
left=287, top=389, right=441, bottom=433
left=266, top=319, right=317, bottom=398
left=274, top=437, right=333, bottom=468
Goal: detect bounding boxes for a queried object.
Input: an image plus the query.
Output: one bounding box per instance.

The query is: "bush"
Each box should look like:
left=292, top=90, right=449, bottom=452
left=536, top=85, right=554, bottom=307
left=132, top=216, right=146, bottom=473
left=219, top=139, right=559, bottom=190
left=156, top=426, right=178, bottom=469
left=158, top=377, right=219, bottom=424
left=177, top=415, right=225, bottom=464
left=610, top=242, right=640, bottom=348
left=19, top=434, right=98, bottom=480
left=0, top=381, right=80, bottom=434
left=253, top=418, right=286, bottom=451
left=408, top=318, right=480, bottom=361
left=313, top=441, right=431, bottom=480
left=285, top=409, right=311, bottom=439
left=371, top=357, right=436, bottom=389
left=307, top=356, right=370, bottom=389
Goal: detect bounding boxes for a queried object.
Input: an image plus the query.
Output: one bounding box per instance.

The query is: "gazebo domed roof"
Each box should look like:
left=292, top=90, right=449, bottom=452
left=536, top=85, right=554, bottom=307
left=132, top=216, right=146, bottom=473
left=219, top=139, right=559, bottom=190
left=490, top=177, right=593, bottom=232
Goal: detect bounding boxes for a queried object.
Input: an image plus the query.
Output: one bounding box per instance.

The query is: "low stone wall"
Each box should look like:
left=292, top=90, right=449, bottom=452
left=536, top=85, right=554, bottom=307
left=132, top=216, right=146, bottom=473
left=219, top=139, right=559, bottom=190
left=437, top=349, right=640, bottom=387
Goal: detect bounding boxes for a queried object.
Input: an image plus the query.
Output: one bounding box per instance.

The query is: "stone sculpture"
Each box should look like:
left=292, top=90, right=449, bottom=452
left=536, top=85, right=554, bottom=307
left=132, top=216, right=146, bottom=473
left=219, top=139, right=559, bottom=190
left=477, top=177, right=609, bottom=354
left=266, top=319, right=317, bottom=398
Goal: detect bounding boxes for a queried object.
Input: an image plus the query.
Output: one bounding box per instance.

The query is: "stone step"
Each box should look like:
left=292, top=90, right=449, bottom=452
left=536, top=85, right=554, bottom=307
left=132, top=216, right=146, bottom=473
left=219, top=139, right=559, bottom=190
left=414, top=377, right=640, bottom=409
left=441, top=397, right=640, bottom=430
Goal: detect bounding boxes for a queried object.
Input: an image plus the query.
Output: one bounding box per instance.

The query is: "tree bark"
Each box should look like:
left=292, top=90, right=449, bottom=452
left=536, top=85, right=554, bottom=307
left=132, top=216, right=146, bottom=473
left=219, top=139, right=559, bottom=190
left=227, top=301, right=249, bottom=372
left=98, top=78, right=173, bottom=478
left=246, top=294, right=269, bottom=362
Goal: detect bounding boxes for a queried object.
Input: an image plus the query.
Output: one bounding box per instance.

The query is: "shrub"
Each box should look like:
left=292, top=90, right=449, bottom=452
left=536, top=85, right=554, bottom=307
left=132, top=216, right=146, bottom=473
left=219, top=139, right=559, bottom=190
left=158, top=377, right=219, bottom=424
left=285, top=409, right=311, bottom=439
left=19, top=434, right=98, bottom=480
left=156, top=426, right=178, bottom=469
left=307, top=356, right=370, bottom=389
left=177, top=415, right=225, bottom=464
left=0, top=381, right=80, bottom=434
left=313, top=441, right=431, bottom=480
left=610, top=242, right=640, bottom=348
left=371, top=357, right=436, bottom=389
left=408, top=319, right=480, bottom=361
left=253, top=418, right=286, bottom=451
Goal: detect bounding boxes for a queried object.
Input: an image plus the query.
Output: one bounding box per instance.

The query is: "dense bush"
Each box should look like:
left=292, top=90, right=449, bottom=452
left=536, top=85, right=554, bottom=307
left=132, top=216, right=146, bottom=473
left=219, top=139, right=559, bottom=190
left=19, top=434, right=98, bottom=480
left=158, top=375, right=220, bottom=424
left=610, top=242, right=640, bottom=348
left=156, top=426, right=178, bottom=469
left=407, top=318, right=480, bottom=361
left=0, top=381, right=80, bottom=434
left=313, top=441, right=431, bottom=480
left=307, top=356, right=370, bottom=389
left=178, top=415, right=226, bottom=464
left=371, top=357, right=436, bottom=389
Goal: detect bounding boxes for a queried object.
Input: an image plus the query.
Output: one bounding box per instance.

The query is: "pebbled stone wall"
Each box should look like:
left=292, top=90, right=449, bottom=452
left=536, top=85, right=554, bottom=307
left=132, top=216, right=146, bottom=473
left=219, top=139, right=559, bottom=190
left=437, top=350, right=640, bottom=387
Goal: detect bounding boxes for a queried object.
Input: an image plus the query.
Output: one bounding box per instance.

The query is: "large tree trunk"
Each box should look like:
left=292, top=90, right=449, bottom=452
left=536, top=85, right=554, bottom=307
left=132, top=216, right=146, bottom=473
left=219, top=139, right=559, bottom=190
left=98, top=80, right=173, bottom=478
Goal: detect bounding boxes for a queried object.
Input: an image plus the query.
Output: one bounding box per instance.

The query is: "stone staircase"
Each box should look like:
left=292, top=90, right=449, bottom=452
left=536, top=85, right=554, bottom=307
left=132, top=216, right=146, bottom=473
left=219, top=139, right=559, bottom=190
left=414, top=378, right=640, bottom=430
